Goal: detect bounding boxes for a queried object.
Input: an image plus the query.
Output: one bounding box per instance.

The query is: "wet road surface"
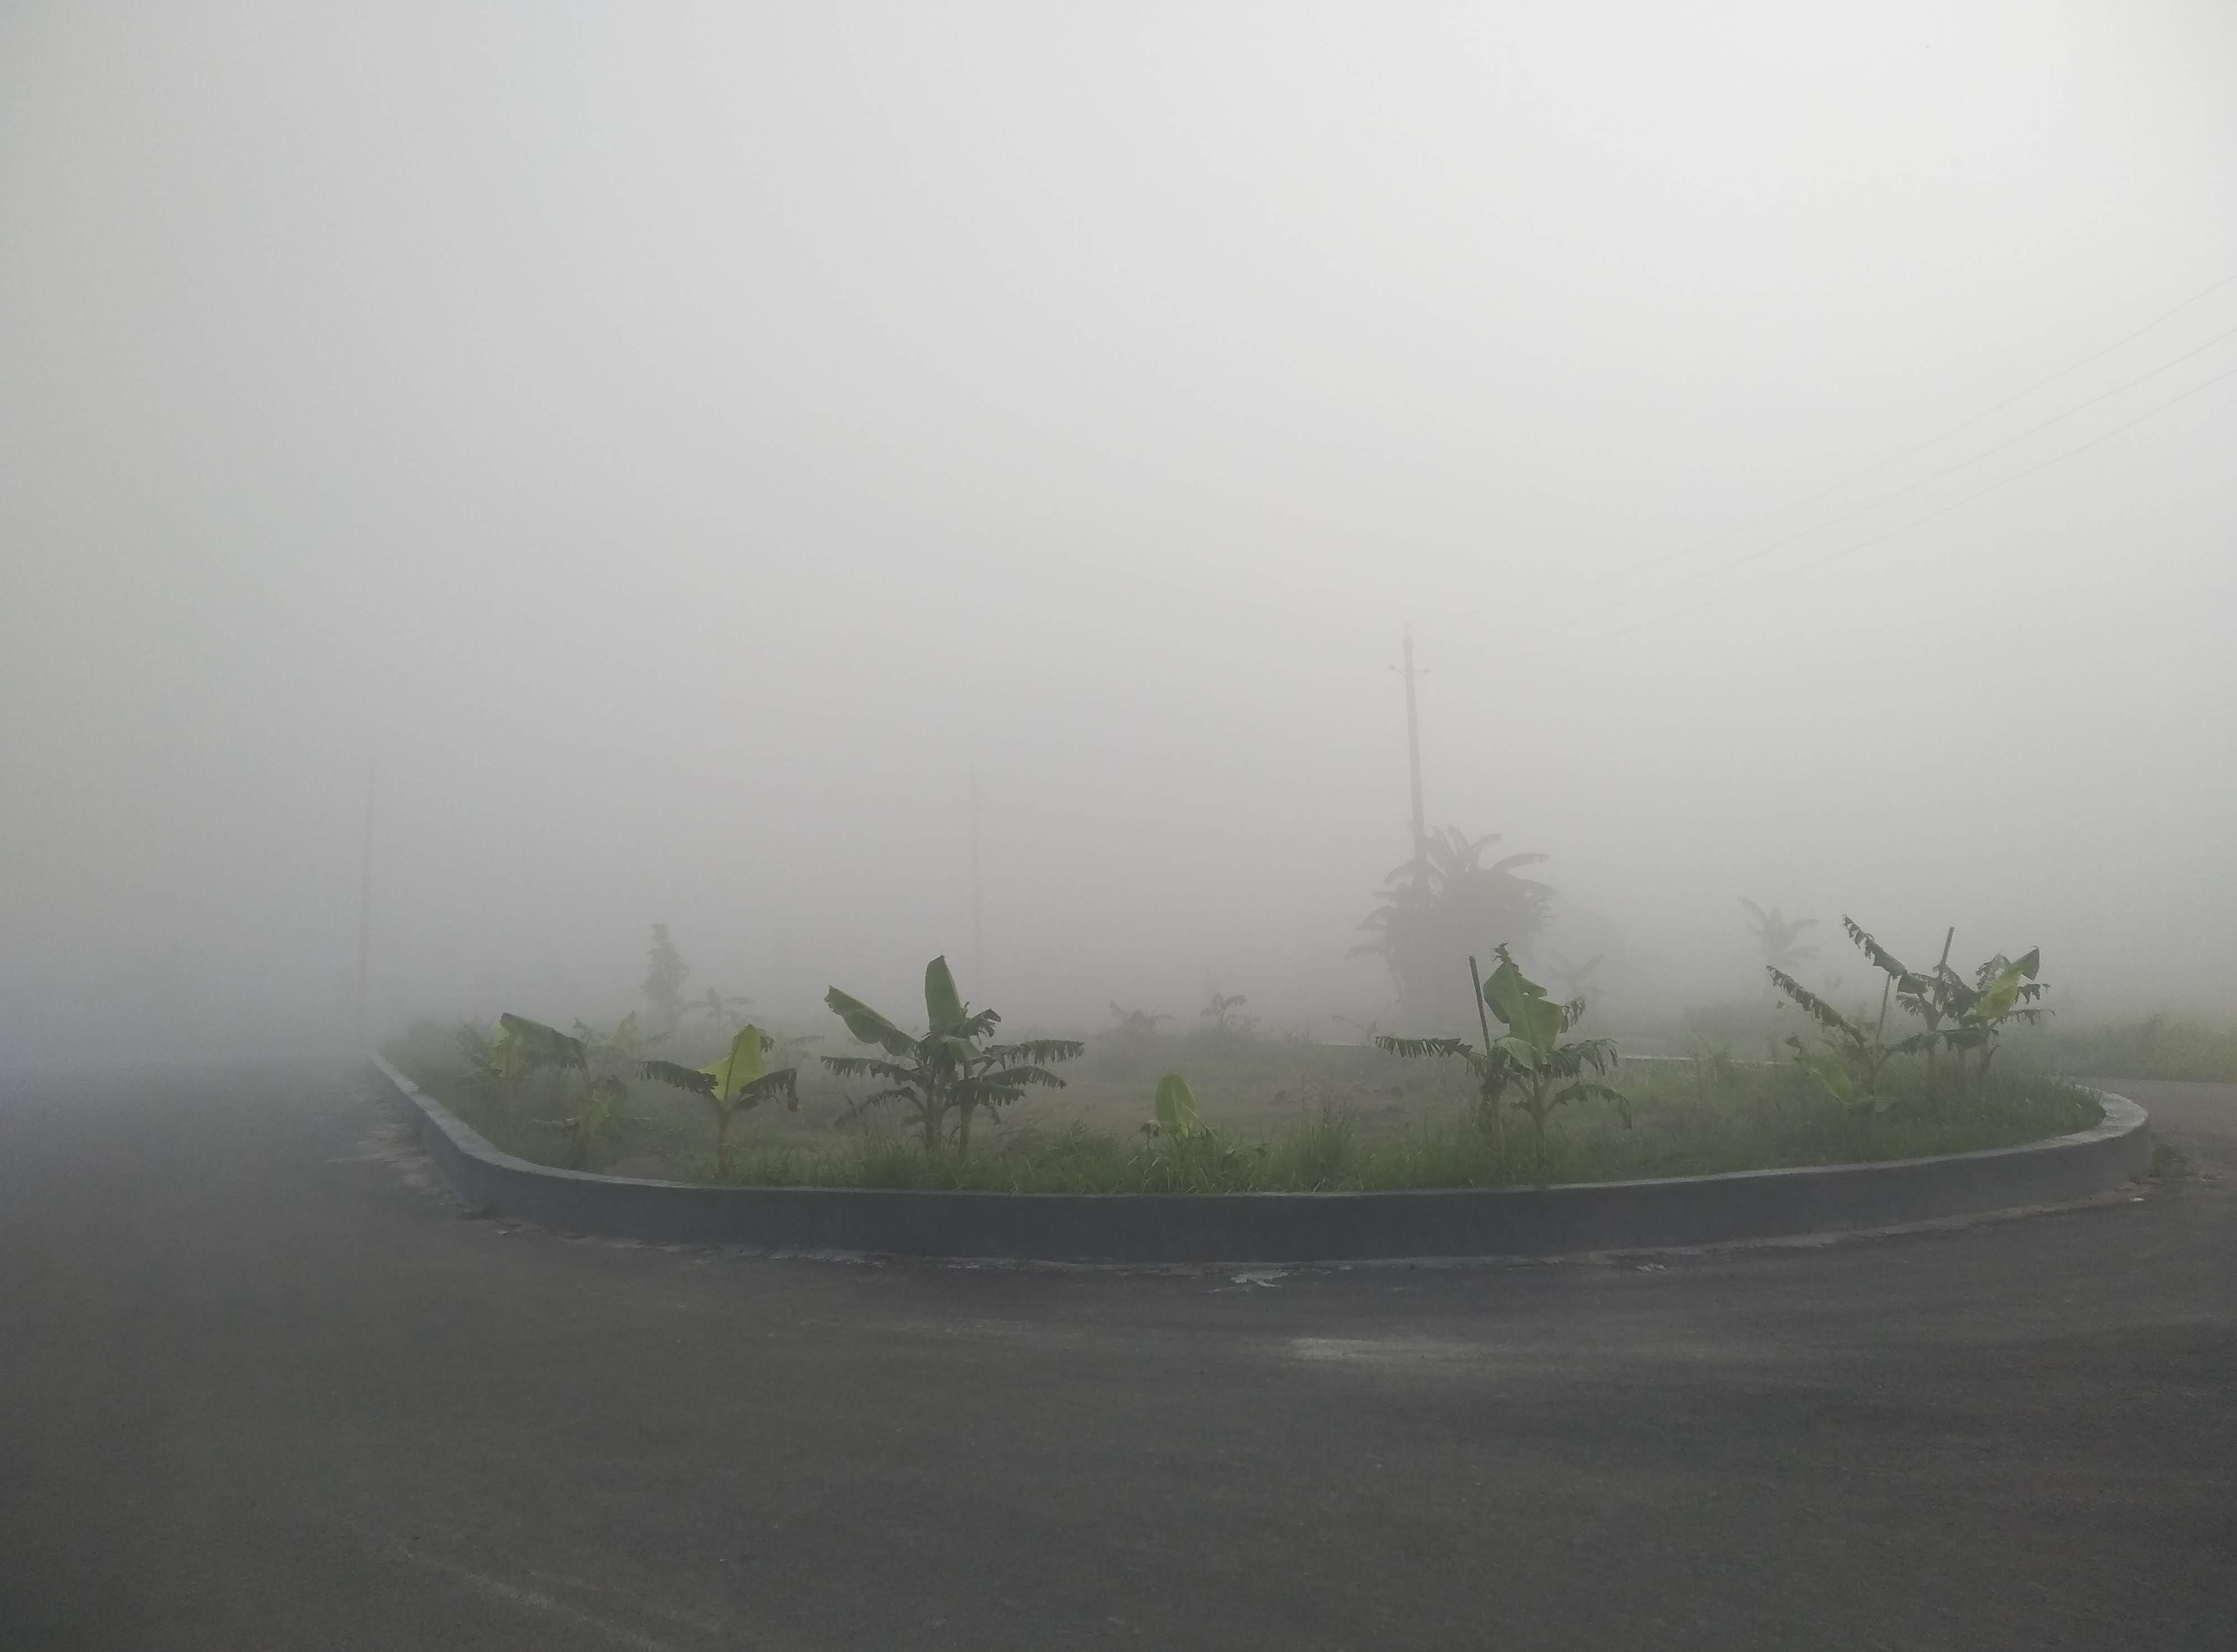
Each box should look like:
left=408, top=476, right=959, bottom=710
left=3, top=1064, right=2231, bottom=1650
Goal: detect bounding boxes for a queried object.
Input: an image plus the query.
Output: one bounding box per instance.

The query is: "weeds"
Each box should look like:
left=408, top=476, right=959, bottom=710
left=2011, top=1013, right=2237, bottom=1083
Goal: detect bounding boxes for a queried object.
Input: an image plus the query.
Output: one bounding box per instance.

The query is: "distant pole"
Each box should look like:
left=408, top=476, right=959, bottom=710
left=356, top=752, right=375, bottom=1052
left=968, top=769, right=985, bottom=992
left=1402, top=626, right=1428, bottom=879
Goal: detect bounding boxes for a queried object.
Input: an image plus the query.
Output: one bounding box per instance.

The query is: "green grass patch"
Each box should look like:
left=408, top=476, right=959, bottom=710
left=2009, top=1014, right=2237, bottom=1083
left=386, top=1018, right=2100, bottom=1193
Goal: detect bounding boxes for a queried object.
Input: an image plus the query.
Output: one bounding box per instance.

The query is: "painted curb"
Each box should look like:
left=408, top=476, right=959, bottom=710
left=372, top=1056, right=2151, bottom=1264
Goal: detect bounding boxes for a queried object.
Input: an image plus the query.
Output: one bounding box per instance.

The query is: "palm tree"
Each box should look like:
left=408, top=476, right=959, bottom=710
left=1356, top=827, right=1554, bottom=1030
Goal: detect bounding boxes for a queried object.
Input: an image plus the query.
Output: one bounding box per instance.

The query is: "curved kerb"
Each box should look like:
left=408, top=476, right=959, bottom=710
left=372, top=1056, right=2151, bottom=1264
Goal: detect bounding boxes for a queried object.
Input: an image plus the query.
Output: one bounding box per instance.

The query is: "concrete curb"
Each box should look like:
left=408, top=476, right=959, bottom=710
left=372, top=1056, right=2151, bottom=1264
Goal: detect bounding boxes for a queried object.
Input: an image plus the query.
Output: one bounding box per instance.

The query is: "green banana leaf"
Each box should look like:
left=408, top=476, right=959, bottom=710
left=1482, top=948, right=1565, bottom=1050
left=494, top=1012, right=587, bottom=1079
left=825, top=987, right=919, bottom=1058
left=1796, top=1047, right=1853, bottom=1102
left=1971, top=948, right=2041, bottom=1022
left=923, top=956, right=967, bottom=1036
left=705, top=1023, right=770, bottom=1102
left=1154, top=1072, right=1203, bottom=1138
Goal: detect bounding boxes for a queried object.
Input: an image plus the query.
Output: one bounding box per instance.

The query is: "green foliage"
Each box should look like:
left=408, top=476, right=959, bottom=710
left=388, top=1017, right=2098, bottom=1193
left=1150, top=1072, right=1204, bottom=1139
left=2013, top=1013, right=2237, bottom=1082
left=1740, top=899, right=1819, bottom=975
left=539, top=1074, right=632, bottom=1169
left=639, top=1022, right=801, bottom=1173
left=1378, top=945, right=1625, bottom=1176
left=1287, top=1097, right=1360, bottom=1187
left=1766, top=965, right=1930, bottom=1108
left=690, top=986, right=754, bottom=1033
left=1357, top=828, right=1554, bottom=1026
left=643, top=924, right=689, bottom=1028
left=488, top=1012, right=635, bottom=1168
left=1775, top=919, right=2048, bottom=1116
left=493, top=1011, right=588, bottom=1080
left=1478, top=945, right=1625, bottom=1173
left=1200, top=990, right=1252, bottom=1035
left=822, top=956, right=1085, bottom=1154
left=570, top=1013, right=649, bottom=1063
left=1106, top=1003, right=1172, bottom=1055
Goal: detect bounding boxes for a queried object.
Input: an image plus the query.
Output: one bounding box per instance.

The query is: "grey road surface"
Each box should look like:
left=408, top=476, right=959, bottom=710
left=3, top=1065, right=2231, bottom=1651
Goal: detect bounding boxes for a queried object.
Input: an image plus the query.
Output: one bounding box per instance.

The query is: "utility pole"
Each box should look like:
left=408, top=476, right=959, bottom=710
left=968, top=769, right=985, bottom=993
left=355, top=751, right=376, bottom=1052
left=1401, top=626, right=1428, bottom=882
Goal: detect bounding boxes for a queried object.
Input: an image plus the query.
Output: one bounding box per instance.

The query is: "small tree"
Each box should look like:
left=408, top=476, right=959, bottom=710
left=1740, top=899, right=1819, bottom=975
left=1149, top=1072, right=1205, bottom=1140
left=641, top=1024, right=800, bottom=1176
left=1357, top=828, right=1554, bottom=1026
left=1107, top=1003, right=1172, bottom=1052
left=493, top=1012, right=632, bottom=1169
left=822, top=957, right=1084, bottom=1154
left=643, top=925, right=690, bottom=1030
left=1379, top=947, right=1625, bottom=1177
left=1200, top=992, right=1252, bottom=1035
left=1768, top=965, right=1931, bottom=1109
left=1782, top=918, right=2047, bottom=1115
left=1942, top=948, right=2049, bottom=1111
left=690, top=986, right=755, bottom=1033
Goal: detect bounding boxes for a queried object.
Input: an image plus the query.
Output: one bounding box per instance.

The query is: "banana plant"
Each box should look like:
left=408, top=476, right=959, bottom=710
left=1200, top=992, right=1252, bottom=1035
left=1149, top=1072, right=1205, bottom=1140
left=1740, top=899, right=1820, bottom=974
left=690, top=987, right=755, bottom=1032
left=640, top=1023, right=800, bottom=1175
left=1107, top=1004, right=1172, bottom=1052
left=1852, top=920, right=1958, bottom=1091
left=493, top=1012, right=632, bottom=1168
left=822, top=957, right=1084, bottom=1155
left=493, top=1011, right=586, bottom=1080
left=451, top=1020, right=506, bottom=1110
left=1768, top=966, right=1932, bottom=1109
left=1356, top=827, right=1554, bottom=1025
left=570, top=1013, right=650, bottom=1063
left=1942, top=948, right=2048, bottom=1109
left=1835, top=915, right=1983, bottom=1098
left=1478, top=946, right=1625, bottom=1174
left=1379, top=947, right=1625, bottom=1173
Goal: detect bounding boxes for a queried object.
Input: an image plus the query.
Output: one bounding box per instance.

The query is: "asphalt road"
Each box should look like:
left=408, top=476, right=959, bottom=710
left=2, top=1064, right=2232, bottom=1651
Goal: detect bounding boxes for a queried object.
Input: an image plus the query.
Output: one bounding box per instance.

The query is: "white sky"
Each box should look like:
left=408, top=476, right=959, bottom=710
left=4, top=1, right=2233, bottom=1052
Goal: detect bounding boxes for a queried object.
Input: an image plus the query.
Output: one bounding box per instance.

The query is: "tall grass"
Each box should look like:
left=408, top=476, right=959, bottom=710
left=2011, top=1014, right=2237, bottom=1083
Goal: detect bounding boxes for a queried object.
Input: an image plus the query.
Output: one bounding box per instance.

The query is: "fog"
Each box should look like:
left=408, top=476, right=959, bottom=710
left=4, top=1, right=2234, bottom=1061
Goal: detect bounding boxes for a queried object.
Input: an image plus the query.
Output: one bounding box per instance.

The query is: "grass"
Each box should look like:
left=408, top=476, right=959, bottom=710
left=1634, top=998, right=2237, bottom=1085
left=386, top=1017, right=2102, bottom=1193
left=2008, top=1014, right=2237, bottom=1083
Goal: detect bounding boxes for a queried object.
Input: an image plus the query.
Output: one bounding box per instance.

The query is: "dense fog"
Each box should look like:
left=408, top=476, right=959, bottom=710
left=4, top=1, right=2233, bottom=1061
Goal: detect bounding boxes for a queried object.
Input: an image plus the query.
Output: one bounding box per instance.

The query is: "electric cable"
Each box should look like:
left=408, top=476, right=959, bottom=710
left=1578, top=357, right=2237, bottom=641
left=1596, top=316, right=2237, bottom=615
left=1599, top=268, right=2237, bottom=584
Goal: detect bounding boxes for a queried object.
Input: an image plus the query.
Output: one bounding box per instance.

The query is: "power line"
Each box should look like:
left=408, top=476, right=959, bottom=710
left=1580, top=357, right=2237, bottom=641
left=1601, top=268, right=2237, bottom=585
left=1596, top=316, right=2237, bottom=615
